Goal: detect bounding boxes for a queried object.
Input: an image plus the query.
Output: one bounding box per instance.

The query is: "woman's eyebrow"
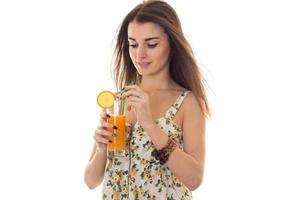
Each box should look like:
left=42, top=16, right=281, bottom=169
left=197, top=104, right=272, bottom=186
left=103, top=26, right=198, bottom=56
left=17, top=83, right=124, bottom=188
left=128, top=37, right=160, bottom=41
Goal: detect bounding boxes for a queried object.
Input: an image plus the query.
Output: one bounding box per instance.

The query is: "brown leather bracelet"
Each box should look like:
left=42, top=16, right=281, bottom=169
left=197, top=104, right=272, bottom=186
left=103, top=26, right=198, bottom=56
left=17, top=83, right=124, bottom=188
left=151, top=138, right=177, bottom=164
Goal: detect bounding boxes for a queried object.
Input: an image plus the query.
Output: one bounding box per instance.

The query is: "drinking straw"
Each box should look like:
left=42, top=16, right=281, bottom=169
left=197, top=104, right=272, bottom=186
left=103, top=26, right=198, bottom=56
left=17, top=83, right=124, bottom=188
left=121, top=80, right=135, bottom=115
left=118, top=98, right=122, bottom=115
left=114, top=100, right=118, bottom=116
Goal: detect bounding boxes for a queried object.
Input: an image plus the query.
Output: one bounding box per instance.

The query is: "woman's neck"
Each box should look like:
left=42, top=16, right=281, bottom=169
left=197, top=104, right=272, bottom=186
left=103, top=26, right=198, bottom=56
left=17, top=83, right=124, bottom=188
left=139, top=75, right=179, bottom=93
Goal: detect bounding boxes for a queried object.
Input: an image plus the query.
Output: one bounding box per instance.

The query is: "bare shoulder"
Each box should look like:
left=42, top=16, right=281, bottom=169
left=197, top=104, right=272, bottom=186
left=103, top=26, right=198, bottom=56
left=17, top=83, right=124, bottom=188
left=182, top=92, right=200, bottom=112
left=182, top=92, right=206, bottom=116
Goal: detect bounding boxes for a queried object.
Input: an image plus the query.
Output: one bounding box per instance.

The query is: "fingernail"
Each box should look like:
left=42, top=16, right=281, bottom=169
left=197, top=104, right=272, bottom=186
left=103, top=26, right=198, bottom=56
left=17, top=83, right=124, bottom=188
left=109, top=140, right=113, bottom=143
left=113, top=126, right=118, bottom=130
left=129, top=80, right=135, bottom=85
left=117, top=88, right=125, bottom=96
left=106, top=114, right=111, bottom=118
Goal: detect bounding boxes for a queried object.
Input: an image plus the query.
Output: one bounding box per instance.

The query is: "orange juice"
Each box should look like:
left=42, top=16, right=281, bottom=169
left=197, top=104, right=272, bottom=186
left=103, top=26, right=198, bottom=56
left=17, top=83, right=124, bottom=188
left=107, top=115, right=126, bottom=157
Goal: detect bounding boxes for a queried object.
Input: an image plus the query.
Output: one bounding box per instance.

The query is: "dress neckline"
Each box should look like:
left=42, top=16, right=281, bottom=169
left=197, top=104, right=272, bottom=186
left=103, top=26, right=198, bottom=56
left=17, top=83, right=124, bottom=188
left=130, top=90, right=189, bottom=131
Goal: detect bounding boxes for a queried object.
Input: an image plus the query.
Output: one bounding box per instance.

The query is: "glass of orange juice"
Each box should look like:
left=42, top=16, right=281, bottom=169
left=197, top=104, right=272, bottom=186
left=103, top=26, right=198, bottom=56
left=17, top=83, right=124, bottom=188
left=106, top=98, right=127, bottom=157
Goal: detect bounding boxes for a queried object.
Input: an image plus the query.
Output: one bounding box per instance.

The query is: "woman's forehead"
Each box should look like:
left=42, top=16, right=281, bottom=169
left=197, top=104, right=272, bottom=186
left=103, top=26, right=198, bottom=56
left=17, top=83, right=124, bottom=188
left=127, top=22, right=166, bottom=40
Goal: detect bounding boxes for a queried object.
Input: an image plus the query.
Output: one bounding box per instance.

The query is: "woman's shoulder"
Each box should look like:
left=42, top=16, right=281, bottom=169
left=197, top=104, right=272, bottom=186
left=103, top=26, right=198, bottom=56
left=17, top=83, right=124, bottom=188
left=181, top=91, right=201, bottom=111
left=181, top=91, right=207, bottom=118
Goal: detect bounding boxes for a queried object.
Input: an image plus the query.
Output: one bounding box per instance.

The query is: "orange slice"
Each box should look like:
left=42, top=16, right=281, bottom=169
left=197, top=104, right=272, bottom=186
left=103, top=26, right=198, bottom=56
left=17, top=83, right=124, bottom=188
left=97, top=90, right=115, bottom=109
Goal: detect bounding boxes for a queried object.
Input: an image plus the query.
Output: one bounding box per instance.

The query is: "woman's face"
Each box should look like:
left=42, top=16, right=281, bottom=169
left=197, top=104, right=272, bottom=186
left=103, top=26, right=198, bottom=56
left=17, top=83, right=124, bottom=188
left=127, top=21, right=171, bottom=76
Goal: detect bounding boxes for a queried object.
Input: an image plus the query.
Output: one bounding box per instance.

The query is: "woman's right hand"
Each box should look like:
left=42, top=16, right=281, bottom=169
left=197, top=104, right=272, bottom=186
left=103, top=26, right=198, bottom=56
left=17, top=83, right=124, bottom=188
left=94, top=111, right=114, bottom=153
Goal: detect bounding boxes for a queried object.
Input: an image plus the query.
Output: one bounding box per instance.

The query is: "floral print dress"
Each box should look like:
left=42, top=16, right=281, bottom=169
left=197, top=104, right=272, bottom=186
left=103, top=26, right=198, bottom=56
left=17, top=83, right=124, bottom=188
left=102, top=91, right=192, bottom=200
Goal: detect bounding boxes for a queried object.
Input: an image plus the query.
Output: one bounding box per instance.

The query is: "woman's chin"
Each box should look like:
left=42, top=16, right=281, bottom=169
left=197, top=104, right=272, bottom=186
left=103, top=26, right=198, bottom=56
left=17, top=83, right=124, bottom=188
left=136, top=67, right=149, bottom=75
left=137, top=70, right=147, bottom=76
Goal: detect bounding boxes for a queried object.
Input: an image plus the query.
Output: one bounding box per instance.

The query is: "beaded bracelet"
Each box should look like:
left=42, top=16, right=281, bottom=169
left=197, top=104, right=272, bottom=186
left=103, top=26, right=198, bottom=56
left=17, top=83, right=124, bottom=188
left=151, top=138, right=177, bottom=165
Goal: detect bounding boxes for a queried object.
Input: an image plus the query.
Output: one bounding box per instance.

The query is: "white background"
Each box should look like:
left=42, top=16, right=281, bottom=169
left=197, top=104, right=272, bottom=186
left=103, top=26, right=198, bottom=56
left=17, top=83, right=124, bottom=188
left=1, top=0, right=300, bottom=199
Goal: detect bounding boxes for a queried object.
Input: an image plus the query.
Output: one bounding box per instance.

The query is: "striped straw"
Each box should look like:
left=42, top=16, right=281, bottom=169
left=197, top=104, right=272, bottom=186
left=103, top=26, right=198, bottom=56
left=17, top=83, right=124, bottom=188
left=121, top=80, right=135, bottom=115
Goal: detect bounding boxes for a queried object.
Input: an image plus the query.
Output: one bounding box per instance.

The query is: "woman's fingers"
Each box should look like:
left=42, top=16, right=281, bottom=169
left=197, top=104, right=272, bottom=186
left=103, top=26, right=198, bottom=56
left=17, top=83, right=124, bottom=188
left=126, top=95, right=143, bottom=111
left=125, top=123, right=132, bottom=134
left=95, top=128, right=114, bottom=137
left=123, top=90, right=141, bottom=98
left=100, top=111, right=110, bottom=121
left=126, top=100, right=136, bottom=112
left=127, top=95, right=140, bottom=102
left=94, top=128, right=113, bottom=144
left=95, top=111, right=116, bottom=145
left=98, top=111, right=114, bottom=129
left=123, top=85, right=144, bottom=98
left=94, top=134, right=111, bottom=144
left=97, top=120, right=114, bottom=130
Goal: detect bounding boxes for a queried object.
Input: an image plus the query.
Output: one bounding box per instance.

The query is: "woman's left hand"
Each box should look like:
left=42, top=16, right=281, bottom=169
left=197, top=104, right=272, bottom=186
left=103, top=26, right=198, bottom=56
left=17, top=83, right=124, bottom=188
left=123, top=85, right=154, bottom=129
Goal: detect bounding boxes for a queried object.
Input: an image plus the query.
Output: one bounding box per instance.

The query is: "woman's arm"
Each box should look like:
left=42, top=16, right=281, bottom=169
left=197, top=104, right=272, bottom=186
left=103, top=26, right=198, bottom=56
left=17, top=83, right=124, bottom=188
left=84, top=111, right=115, bottom=189
left=144, top=93, right=206, bottom=191
left=84, top=143, right=107, bottom=189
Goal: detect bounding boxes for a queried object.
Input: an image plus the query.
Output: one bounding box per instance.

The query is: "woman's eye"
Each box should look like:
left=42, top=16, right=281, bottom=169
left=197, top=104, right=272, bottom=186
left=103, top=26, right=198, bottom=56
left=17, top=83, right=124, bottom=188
left=148, top=44, right=158, bottom=48
left=129, top=44, right=138, bottom=48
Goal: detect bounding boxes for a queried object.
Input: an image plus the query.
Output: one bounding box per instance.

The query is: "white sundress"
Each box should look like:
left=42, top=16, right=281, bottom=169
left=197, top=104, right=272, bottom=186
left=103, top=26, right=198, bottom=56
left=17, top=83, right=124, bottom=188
left=102, top=91, right=192, bottom=200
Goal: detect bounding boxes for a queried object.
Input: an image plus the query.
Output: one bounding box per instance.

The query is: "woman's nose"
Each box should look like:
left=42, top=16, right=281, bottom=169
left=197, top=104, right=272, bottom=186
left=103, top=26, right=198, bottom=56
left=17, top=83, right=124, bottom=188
left=136, top=46, right=147, bottom=59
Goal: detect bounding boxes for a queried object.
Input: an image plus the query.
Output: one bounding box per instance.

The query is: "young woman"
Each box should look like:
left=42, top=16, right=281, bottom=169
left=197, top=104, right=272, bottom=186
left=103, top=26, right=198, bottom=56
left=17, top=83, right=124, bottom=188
left=84, top=1, right=209, bottom=199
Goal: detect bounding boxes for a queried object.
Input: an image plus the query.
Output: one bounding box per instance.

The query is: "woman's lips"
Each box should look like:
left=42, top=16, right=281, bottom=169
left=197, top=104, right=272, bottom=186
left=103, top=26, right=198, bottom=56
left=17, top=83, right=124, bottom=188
left=137, top=62, right=151, bottom=68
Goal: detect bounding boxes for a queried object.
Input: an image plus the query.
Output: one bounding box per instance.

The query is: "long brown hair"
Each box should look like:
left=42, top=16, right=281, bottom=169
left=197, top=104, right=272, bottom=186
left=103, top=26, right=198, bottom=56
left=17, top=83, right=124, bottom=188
left=113, top=0, right=210, bottom=116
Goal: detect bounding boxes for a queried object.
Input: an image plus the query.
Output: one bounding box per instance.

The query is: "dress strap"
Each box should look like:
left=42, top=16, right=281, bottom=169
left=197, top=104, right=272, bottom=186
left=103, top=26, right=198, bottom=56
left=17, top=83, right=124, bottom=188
left=165, top=90, right=190, bottom=119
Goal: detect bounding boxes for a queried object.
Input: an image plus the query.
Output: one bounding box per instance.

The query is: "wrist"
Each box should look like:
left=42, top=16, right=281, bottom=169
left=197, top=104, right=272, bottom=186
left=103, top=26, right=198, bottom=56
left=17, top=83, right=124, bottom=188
left=151, top=138, right=177, bottom=165
left=95, top=146, right=107, bottom=157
